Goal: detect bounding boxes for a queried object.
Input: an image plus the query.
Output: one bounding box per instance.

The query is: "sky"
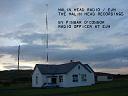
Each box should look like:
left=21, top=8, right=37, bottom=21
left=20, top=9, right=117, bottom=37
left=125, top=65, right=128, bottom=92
left=0, top=0, right=128, bottom=74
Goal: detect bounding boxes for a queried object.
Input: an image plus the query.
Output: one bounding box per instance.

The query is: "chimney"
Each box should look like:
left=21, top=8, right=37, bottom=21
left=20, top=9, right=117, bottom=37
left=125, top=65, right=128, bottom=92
left=70, top=60, right=73, bottom=63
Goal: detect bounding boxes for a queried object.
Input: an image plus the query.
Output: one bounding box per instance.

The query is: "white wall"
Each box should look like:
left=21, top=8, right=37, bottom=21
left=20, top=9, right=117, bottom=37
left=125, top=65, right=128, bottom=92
left=62, top=64, right=95, bottom=87
left=32, top=67, right=45, bottom=87
left=97, top=76, right=113, bottom=81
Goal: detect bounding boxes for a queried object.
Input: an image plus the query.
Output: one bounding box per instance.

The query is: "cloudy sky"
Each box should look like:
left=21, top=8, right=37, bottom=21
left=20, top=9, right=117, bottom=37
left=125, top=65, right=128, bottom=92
left=0, top=0, right=128, bottom=74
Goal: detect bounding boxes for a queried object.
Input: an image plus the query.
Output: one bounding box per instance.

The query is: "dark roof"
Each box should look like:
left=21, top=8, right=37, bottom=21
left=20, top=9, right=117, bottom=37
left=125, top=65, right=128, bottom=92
left=35, top=61, right=94, bottom=75
left=95, top=72, right=113, bottom=76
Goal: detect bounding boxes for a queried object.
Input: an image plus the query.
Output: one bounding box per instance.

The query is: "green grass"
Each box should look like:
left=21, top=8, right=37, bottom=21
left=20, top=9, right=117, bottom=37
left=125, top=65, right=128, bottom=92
left=0, top=80, right=128, bottom=96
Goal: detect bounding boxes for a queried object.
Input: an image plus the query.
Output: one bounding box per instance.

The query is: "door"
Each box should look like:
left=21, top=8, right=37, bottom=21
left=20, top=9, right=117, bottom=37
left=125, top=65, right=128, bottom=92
left=51, top=78, right=57, bottom=84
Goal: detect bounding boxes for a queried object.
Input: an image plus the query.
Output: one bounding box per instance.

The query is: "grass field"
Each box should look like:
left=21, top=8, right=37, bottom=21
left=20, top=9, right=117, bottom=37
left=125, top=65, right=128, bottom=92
left=0, top=80, right=128, bottom=96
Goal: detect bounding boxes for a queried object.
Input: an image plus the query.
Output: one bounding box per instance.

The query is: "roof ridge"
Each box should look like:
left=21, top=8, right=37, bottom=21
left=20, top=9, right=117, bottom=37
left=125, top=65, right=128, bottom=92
left=36, top=61, right=81, bottom=66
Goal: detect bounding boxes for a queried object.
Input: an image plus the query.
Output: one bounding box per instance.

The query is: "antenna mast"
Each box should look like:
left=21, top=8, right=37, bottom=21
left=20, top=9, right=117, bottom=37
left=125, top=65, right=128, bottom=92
left=46, top=4, right=49, bottom=63
left=18, top=45, right=20, bottom=70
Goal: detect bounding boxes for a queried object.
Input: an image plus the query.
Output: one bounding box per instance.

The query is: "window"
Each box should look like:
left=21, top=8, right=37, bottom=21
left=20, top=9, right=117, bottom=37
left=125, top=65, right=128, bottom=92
left=36, top=76, right=38, bottom=84
left=59, top=75, right=63, bottom=82
left=72, top=74, right=78, bottom=82
left=107, top=76, right=113, bottom=79
left=81, top=74, right=87, bottom=81
left=78, top=65, right=80, bottom=69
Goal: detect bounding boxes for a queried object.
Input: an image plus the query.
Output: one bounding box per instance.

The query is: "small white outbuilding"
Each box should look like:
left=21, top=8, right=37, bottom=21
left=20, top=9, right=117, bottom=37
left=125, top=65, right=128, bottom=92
left=32, top=61, right=95, bottom=88
left=95, top=72, right=113, bottom=82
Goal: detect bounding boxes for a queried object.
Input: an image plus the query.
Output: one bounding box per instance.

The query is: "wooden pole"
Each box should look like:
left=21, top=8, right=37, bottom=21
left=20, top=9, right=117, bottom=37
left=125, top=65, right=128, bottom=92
left=18, top=45, right=20, bottom=70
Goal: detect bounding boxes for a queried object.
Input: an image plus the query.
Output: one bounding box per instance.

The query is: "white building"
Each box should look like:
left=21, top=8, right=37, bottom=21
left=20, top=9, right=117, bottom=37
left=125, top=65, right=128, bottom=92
left=95, top=72, right=113, bottom=82
left=32, top=61, right=95, bottom=88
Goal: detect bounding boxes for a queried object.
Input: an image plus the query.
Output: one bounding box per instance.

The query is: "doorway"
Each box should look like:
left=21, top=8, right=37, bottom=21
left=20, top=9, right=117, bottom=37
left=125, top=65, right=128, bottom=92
left=51, top=78, right=57, bottom=84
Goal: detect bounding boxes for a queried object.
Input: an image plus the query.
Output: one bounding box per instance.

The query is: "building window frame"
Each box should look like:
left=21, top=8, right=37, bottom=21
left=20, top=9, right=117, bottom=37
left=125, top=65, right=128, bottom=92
left=59, top=75, right=63, bottom=82
left=81, top=74, right=87, bottom=81
left=72, top=74, right=78, bottom=82
left=78, top=65, right=80, bottom=70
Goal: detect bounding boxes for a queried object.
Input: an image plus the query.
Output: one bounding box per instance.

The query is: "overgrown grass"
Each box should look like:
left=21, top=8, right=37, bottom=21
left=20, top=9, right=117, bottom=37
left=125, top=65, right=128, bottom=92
left=0, top=80, right=128, bottom=96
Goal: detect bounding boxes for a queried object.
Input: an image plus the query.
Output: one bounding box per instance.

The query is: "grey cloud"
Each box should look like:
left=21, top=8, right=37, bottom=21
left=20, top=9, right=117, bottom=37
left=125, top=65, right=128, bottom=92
left=18, top=33, right=46, bottom=44
left=1, top=26, right=69, bottom=45
left=48, top=46, right=128, bottom=63
left=0, top=44, right=65, bottom=62
left=0, top=0, right=27, bottom=16
left=94, top=58, right=128, bottom=69
left=2, top=63, right=13, bottom=65
left=0, top=22, right=42, bottom=44
left=19, top=23, right=38, bottom=30
left=4, top=65, right=33, bottom=69
left=0, top=54, right=4, bottom=58
left=0, top=44, right=128, bottom=69
left=1, top=22, right=39, bottom=36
